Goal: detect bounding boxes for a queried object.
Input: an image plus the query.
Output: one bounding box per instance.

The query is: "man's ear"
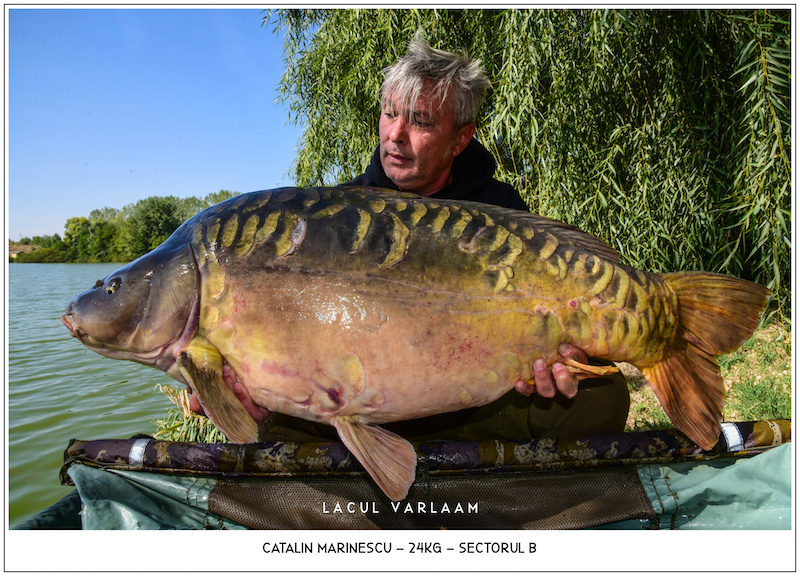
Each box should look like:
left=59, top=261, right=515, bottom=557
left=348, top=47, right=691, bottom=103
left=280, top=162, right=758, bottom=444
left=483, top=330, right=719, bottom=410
left=452, top=123, right=476, bottom=157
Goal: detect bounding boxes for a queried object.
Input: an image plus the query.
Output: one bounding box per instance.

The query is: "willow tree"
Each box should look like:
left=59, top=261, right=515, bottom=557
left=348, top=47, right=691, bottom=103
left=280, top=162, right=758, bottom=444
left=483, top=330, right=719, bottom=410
left=266, top=9, right=790, bottom=322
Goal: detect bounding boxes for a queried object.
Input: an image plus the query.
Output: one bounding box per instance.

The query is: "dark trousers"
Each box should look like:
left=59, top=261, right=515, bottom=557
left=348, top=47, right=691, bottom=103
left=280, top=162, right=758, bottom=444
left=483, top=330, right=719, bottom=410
left=259, top=367, right=630, bottom=443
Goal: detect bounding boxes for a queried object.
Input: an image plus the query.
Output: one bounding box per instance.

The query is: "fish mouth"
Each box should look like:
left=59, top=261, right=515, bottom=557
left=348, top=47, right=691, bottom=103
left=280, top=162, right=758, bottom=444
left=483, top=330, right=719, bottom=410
left=60, top=308, right=182, bottom=367
left=61, top=314, right=84, bottom=339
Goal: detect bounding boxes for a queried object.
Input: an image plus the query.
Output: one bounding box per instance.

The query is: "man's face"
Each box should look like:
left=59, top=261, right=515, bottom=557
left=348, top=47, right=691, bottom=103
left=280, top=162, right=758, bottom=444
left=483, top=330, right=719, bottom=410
left=379, top=86, right=474, bottom=196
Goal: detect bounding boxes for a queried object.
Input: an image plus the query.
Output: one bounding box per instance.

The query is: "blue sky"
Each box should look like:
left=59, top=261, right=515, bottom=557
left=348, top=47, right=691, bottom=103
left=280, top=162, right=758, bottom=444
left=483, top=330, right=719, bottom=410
left=7, top=7, right=305, bottom=240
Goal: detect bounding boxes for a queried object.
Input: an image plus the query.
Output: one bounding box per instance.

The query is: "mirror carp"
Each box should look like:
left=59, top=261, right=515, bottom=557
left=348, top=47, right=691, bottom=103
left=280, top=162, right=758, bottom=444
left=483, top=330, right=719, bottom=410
left=62, top=186, right=770, bottom=501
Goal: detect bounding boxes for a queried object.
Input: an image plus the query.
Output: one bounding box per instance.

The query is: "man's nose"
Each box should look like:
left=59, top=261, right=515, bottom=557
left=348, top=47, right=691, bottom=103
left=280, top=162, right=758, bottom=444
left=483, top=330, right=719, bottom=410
left=388, top=116, right=408, bottom=142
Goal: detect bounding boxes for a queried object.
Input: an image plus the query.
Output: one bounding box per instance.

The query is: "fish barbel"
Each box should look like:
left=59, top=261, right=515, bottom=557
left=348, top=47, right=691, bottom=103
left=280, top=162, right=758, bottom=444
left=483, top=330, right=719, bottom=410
left=62, top=187, right=770, bottom=501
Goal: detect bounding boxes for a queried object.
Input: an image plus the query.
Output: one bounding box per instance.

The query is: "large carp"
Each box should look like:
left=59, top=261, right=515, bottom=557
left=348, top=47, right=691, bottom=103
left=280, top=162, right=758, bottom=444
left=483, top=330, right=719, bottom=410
left=63, top=186, right=769, bottom=501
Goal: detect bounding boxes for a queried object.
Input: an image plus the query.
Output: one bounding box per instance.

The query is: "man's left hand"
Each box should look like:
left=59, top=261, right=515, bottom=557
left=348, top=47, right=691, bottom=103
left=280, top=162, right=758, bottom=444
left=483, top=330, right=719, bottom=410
left=515, top=343, right=589, bottom=399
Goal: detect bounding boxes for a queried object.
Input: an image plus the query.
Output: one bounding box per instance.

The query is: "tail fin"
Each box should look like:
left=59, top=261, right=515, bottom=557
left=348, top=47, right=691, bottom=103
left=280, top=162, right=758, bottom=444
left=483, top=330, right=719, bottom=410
left=640, top=272, right=770, bottom=450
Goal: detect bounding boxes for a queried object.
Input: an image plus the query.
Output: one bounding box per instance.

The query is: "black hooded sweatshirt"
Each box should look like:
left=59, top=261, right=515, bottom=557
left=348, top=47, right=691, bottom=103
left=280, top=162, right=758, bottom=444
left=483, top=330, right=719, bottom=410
left=344, top=139, right=528, bottom=211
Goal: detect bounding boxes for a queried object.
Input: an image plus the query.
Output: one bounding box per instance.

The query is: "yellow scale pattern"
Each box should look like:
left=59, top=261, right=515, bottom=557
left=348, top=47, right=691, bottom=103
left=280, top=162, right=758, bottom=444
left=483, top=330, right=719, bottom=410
left=191, top=188, right=678, bottom=363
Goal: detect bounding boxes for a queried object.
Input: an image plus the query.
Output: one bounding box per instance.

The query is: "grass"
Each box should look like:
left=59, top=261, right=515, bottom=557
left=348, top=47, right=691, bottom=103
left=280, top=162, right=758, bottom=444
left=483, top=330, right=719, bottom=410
left=153, top=324, right=792, bottom=442
left=625, top=322, right=792, bottom=432
left=153, top=384, right=229, bottom=443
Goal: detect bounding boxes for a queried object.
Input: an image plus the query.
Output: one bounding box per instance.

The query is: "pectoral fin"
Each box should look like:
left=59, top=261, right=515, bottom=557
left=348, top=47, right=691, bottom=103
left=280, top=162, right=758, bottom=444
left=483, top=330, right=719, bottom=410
left=177, top=342, right=257, bottom=444
left=333, top=417, right=417, bottom=502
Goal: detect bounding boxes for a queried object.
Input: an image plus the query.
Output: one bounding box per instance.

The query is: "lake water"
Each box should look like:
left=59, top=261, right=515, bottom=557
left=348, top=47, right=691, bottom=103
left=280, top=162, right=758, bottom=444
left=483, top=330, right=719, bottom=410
left=8, top=263, right=177, bottom=527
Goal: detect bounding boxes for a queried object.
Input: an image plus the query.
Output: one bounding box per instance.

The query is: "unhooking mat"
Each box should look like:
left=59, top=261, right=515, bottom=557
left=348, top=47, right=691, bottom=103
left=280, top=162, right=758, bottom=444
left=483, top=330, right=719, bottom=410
left=24, top=419, right=794, bottom=530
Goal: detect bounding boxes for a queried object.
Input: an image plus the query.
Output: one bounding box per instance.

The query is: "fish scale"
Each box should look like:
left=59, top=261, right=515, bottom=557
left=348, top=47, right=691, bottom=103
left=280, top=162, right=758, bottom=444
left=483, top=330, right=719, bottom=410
left=199, top=188, right=735, bottom=377
left=190, top=185, right=754, bottom=386
left=230, top=189, right=523, bottom=276
left=62, top=186, right=770, bottom=502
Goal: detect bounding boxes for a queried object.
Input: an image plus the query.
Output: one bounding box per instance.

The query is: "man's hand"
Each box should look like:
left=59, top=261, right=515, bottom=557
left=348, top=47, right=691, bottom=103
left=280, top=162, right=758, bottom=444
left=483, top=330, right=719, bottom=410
left=515, top=344, right=589, bottom=399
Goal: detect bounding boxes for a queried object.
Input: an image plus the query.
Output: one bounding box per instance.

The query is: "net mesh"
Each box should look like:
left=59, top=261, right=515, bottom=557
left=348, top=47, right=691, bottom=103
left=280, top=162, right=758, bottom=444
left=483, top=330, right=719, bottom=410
left=208, top=467, right=654, bottom=530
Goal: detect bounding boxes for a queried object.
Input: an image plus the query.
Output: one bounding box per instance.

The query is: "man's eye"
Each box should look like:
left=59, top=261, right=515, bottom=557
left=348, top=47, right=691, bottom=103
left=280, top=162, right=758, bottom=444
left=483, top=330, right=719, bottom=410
left=411, top=115, right=432, bottom=128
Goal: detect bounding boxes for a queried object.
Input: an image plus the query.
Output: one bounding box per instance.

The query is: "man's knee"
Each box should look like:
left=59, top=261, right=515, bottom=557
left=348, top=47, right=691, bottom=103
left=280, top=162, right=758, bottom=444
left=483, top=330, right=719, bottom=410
left=527, top=371, right=630, bottom=437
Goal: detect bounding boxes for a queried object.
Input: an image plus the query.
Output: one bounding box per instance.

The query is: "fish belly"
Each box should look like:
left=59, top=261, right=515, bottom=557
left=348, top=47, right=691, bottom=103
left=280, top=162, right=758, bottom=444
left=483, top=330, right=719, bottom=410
left=202, top=272, right=537, bottom=426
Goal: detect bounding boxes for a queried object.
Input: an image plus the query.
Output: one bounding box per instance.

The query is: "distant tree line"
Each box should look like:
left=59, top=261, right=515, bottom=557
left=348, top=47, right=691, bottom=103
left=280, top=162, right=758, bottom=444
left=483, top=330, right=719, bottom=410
left=12, top=190, right=237, bottom=263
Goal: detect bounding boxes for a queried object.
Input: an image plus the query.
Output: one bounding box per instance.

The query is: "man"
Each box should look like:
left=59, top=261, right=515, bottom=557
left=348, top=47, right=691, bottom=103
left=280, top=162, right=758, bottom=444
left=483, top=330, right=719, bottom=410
left=202, top=34, right=630, bottom=442
left=347, top=34, right=526, bottom=210
left=346, top=34, right=630, bottom=435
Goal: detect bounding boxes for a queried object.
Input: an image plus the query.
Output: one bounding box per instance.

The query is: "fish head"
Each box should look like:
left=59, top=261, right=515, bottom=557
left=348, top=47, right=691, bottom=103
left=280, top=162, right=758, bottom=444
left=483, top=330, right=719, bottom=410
left=62, top=243, right=200, bottom=370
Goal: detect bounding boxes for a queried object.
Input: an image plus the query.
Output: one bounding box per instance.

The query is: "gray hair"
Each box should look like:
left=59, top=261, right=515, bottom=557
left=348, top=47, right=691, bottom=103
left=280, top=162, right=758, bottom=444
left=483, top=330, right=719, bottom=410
left=381, top=32, right=491, bottom=128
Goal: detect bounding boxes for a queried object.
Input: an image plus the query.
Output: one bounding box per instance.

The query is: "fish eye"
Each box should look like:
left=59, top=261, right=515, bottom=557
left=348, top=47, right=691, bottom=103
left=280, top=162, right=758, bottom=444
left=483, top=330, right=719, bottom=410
left=105, top=278, right=121, bottom=295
